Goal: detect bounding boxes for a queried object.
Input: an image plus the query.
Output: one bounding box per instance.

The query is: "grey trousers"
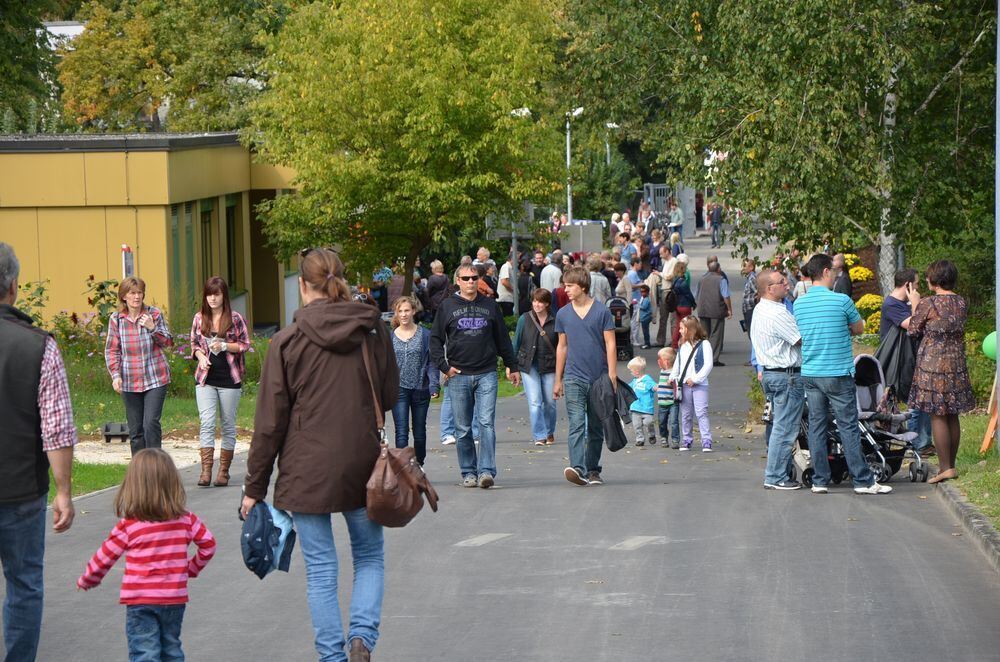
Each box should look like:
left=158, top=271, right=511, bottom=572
left=699, top=316, right=726, bottom=360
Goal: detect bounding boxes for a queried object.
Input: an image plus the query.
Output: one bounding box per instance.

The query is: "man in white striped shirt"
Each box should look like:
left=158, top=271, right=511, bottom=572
left=750, top=270, right=803, bottom=490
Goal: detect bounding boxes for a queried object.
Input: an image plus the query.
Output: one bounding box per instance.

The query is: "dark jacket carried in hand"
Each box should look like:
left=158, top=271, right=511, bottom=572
left=874, top=323, right=916, bottom=401
left=245, top=299, right=399, bottom=514
left=589, top=375, right=638, bottom=452
left=430, top=292, right=517, bottom=375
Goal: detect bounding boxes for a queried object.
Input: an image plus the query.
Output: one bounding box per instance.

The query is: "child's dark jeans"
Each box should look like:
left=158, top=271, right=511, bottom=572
left=126, top=604, right=185, bottom=662
left=640, top=320, right=651, bottom=346
left=658, top=402, right=680, bottom=446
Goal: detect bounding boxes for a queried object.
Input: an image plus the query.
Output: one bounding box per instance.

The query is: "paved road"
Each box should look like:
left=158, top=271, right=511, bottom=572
left=25, top=235, right=1000, bottom=660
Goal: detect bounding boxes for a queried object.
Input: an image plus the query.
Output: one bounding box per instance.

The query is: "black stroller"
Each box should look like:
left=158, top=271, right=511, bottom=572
left=607, top=296, right=634, bottom=361
left=790, top=354, right=928, bottom=485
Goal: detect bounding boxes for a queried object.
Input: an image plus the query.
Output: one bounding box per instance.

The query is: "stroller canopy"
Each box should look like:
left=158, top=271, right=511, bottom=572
left=854, top=354, right=886, bottom=413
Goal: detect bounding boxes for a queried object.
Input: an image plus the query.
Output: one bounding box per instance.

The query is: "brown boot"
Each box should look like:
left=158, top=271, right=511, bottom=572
left=348, top=639, right=370, bottom=662
left=198, top=448, right=214, bottom=487
left=214, top=449, right=234, bottom=487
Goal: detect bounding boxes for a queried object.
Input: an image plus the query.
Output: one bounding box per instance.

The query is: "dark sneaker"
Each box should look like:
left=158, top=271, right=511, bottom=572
left=564, top=467, right=589, bottom=486
left=586, top=471, right=603, bottom=485
left=478, top=474, right=494, bottom=489
left=635, top=440, right=645, bottom=447
left=462, top=475, right=478, bottom=488
left=764, top=480, right=802, bottom=491
left=649, top=438, right=657, bottom=446
left=670, top=442, right=680, bottom=450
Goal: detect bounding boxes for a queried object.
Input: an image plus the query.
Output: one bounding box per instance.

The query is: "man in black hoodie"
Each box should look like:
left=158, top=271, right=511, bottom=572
left=431, top=264, right=520, bottom=489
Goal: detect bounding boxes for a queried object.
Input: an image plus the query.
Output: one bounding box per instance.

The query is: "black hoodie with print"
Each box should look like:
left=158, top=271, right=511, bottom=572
left=429, top=292, right=516, bottom=375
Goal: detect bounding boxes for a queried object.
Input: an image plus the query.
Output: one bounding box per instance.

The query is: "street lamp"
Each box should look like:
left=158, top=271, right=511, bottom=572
left=565, top=106, right=583, bottom=224
left=605, top=122, right=619, bottom=166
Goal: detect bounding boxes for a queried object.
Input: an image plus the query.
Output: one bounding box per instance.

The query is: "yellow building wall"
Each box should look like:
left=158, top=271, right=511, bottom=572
left=250, top=162, right=297, bottom=190
left=125, top=152, right=170, bottom=205
left=84, top=152, right=129, bottom=206
left=36, top=208, right=112, bottom=314
left=0, top=208, right=41, bottom=282
left=136, top=207, right=170, bottom=314
left=168, top=146, right=250, bottom=203
left=0, top=154, right=88, bottom=207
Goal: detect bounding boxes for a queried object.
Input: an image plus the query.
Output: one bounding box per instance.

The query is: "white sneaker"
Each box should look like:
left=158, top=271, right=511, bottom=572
left=811, top=485, right=828, bottom=494
left=441, top=436, right=456, bottom=446
left=854, top=482, right=893, bottom=495
left=701, top=446, right=713, bottom=453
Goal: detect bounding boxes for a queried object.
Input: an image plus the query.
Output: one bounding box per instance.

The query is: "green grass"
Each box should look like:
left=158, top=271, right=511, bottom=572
left=71, top=388, right=257, bottom=439
left=953, top=414, right=1000, bottom=528
left=48, top=462, right=128, bottom=504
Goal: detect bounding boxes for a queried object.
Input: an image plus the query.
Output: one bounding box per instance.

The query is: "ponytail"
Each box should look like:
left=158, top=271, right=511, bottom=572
left=300, top=249, right=350, bottom=302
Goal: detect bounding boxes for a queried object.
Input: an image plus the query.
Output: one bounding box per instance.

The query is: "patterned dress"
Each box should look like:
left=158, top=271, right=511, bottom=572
left=907, top=294, right=974, bottom=415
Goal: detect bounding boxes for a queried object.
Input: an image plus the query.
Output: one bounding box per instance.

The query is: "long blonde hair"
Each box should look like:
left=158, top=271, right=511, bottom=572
left=391, top=295, right=423, bottom=328
left=114, top=449, right=187, bottom=521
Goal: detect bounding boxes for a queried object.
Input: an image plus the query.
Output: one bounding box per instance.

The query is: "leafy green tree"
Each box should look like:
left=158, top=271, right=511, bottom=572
left=0, top=1, right=57, bottom=126
left=58, top=0, right=294, bottom=131
left=567, top=0, right=996, bottom=294
left=249, top=0, right=564, bottom=289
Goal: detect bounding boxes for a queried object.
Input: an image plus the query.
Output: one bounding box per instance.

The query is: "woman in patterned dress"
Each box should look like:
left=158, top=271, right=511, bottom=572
left=908, top=260, right=974, bottom=483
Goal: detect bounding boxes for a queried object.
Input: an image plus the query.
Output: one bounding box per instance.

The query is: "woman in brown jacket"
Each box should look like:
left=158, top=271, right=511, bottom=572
left=241, top=249, right=398, bottom=662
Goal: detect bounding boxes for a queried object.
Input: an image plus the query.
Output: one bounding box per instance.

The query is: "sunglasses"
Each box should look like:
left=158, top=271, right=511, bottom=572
left=352, top=293, right=371, bottom=303
left=458, top=275, right=479, bottom=282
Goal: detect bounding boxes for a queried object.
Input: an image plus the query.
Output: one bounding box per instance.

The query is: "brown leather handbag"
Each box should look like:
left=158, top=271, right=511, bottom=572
left=361, top=337, right=440, bottom=528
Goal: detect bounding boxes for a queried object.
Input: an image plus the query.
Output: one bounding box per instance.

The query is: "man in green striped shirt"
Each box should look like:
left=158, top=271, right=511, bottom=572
left=793, top=254, right=891, bottom=495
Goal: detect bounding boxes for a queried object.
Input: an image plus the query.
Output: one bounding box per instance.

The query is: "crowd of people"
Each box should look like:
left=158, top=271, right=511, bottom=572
left=0, top=211, right=980, bottom=662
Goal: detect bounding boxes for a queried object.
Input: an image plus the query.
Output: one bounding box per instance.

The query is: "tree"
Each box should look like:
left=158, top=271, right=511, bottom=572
left=248, top=0, right=564, bottom=290
left=0, top=0, right=58, bottom=125
left=567, top=1, right=996, bottom=295
left=58, top=0, right=294, bottom=131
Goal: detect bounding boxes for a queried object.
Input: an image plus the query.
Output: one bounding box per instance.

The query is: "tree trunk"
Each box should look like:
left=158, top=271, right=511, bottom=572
left=876, top=65, right=900, bottom=297
left=400, top=235, right=430, bottom=297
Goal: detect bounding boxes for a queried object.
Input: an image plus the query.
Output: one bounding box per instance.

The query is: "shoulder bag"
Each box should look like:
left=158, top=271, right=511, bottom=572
left=527, top=312, right=556, bottom=354
left=361, top=337, right=440, bottom=528
left=674, top=340, right=703, bottom=403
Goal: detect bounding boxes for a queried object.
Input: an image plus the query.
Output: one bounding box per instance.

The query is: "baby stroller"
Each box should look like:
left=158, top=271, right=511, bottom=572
left=790, top=354, right=928, bottom=485
left=606, top=296, right=634, bottom=361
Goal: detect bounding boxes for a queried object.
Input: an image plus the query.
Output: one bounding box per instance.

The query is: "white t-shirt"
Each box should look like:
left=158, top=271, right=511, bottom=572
left=497, top=261, right=514, bottom=303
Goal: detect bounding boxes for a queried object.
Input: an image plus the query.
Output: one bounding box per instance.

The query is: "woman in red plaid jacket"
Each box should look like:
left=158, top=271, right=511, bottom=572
left=104, top=277, right=173, bottom=457
left=189, top=276, right=250, bottom=487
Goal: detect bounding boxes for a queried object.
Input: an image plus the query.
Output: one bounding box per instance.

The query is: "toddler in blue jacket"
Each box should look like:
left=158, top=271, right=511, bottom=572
left=627, top=356, right=658, bottom=446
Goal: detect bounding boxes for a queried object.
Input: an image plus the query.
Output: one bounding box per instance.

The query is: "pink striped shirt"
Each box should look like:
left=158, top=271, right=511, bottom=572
left=77, top=512, right=216, bottom=605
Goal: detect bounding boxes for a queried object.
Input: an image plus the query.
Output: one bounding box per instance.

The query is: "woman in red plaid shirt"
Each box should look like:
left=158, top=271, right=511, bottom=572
left=104, top=277, right=173, bottom=456
left=189, top=277, right=250, bottom=488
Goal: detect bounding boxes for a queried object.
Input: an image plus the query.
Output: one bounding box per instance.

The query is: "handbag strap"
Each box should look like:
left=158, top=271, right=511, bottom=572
left=360, top=336, right=385, bottom=435
left=528, top=312, right=556, bottom=353
left=679, top=341, right=703, bottom=383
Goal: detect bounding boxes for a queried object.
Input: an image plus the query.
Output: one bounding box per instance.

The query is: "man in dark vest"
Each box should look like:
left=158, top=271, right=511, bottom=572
left=696, top=257, right=732, bottom=366
left=0, top=243, right=76, bottom=661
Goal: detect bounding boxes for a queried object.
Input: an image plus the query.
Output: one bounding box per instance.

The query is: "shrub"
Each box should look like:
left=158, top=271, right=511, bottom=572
left=18, top=280, right=49, bottom=326
left=849, top=266, right=874, bottom=282
left=864, top=310, right=881, bottom=335
left=855, top=293, right=883, bottom=318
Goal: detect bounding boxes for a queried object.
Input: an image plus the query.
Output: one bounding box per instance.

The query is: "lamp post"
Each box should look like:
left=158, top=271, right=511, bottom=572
left=565, top=106, right=583, bottom=224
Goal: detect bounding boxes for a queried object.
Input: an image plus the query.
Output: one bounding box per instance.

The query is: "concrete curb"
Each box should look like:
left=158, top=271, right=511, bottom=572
left=934, top=480, right=1000, bottom=575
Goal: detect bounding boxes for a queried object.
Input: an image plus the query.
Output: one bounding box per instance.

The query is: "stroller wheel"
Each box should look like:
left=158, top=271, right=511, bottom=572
left=801, top=468, right=814, bottom=487
left=918, top=465, right=929, bottom=482
left=908, top=462, right=919, bottom=482
left=870, top=461, right=891, bottom=484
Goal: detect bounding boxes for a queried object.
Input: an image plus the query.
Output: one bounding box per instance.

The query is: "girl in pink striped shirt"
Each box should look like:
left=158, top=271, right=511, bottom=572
left=78, top=449, right=216, bottom=661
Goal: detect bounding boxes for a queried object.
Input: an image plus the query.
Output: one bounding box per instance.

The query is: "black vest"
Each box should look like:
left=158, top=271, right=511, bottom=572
left=516, top=312, right=557, bottom=374
left=0, top=305, right=51, bottom=504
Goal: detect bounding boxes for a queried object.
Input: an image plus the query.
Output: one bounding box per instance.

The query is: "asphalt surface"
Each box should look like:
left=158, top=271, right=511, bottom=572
left=23, top=235, right=1000, bottom=661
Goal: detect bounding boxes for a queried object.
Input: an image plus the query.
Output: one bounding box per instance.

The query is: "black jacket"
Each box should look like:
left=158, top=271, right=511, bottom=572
left=430, top=292, right=517, bottom=375
left=874, top=323, right=916, bottom=401
left=588, top=375, right=638, bottom=452
left=515, top=311, right=556, bottom=374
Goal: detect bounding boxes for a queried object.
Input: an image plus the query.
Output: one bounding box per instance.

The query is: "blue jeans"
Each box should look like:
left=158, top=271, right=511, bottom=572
left=195, top=384, right=242, bottom=450
left=125, top=604, right=185, bottom=662
left=439, top=386, right=480, bottom=441
left=0, top=494, right=46, bottom=662
left=520, top=367, right=556, bottom=442
left=711, top=224, right=721, bottom=247
left=803, top=376, right=874, bottom=487
left=292, top=508, right=384, bottom=662
left=761, top=370, right=805, bottom=485
left=122, top=385, right=168, bottom=456
left=391, top=387, right=430, bottom=464
left=564, top=379, right=603, bottom=474
left=657, top=402, right=680, bottom=445
left=449, top=371, right=499, bottom=478
left=908, top=408, right=932, bottom=451
left=640, top=320, right=651, bottom=346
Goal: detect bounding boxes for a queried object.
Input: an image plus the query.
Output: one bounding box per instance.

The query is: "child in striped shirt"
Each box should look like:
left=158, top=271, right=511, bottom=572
left=657, top=347, right=681, bottom=449
left=78, top=449, right=216, bottom=661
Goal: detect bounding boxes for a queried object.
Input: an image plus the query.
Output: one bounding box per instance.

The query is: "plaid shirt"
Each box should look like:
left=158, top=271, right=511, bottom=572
left=742, top=270, right=758, bottom=314
left=189, top=311, right=250, bottom=386
left=39, top=337, right=78, bottom=452
left=105, top=307, right=173, bottom=393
